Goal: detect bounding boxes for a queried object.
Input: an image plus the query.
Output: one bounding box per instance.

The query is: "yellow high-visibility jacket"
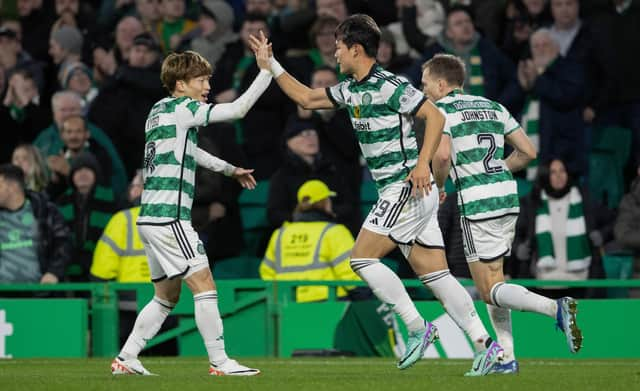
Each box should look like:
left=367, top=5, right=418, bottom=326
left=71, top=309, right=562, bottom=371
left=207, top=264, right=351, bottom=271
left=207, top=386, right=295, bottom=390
left=260, top=218, right=359, bottom=303
left=90, top=206, right=150, bottom=282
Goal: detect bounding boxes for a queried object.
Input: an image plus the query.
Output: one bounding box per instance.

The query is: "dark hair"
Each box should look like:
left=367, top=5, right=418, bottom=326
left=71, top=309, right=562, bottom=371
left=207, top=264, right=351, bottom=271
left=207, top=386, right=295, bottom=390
left=446, top=4, right=475, bottom=24
left=243, top=12, right=269, bottom=26
left=422, top=53, right=466, bottom=87
left=334, top=14, right=380, bottom=58
left=0, top=164, right=26, bottom=191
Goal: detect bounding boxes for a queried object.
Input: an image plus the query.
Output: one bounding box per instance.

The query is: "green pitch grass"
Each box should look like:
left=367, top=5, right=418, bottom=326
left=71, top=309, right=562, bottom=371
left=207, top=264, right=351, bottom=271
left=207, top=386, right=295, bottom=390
left=0, top=357, right=638, bottom=391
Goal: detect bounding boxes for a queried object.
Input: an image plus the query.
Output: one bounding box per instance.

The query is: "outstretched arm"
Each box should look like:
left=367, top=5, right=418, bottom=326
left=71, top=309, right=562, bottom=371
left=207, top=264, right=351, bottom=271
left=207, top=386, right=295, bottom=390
left=249, top=31, right=334, bottom=110
left=207, top=70, right=272, bottom=122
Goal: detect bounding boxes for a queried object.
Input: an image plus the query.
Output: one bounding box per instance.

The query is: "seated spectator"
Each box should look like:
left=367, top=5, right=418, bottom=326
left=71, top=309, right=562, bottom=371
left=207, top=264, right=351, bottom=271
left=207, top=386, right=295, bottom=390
left=0, top=164, right=71, bottom=284
left=11, top=144, right=49, bottom=192
left=514, top=28, right=586, bottom=178
left=405, top=5, right=520, bottom=112
left=89, top=32, right=164, bottom=179
left=267, top=118, right=359, bottom=235
left=46, top=115, right=114, bottom=198
left=0, top=69, right=50, bottom=160
left=190, top=0, right=238, bottom=68
left=33, top=91, right=128, bottom=196
left=56, top=152, right=121, bottom=281
left=154, top=0, right=197, bottom=54
left=260, top=179, right=359, bottom=303
left=513, top=159, right=614, bottom=297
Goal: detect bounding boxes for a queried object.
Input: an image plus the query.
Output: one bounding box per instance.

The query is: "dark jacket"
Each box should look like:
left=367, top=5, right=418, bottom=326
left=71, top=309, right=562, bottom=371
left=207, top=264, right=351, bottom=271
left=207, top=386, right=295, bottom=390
left=211, top=41, right=294, bottom=179
left=514, top=56, right=586, bottom=176
left=27, top=190, right=72, bottom=280
left=267, top=150, right=360, bottom=235
left=406, top=37, right=521, bottom=112
left=89, top=62, right=165, bottom=178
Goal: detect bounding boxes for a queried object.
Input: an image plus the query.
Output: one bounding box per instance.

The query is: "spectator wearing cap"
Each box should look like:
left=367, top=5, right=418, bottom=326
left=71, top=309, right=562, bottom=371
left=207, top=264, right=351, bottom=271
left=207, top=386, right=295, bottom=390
left=89, top=32, right=164, bottom=179
left=405, top=5, right=520, bottom=112
left=210, top=13, right=294, bottom=179
left=267, top=117, right=359, bottom=235
left=260, top=179, right=360, bottom=303
left=59, top=61, right=97, bottom=112
left=49, top=25, right=83, bottom=80
left=0, top=25, right=45, bottom=93
left=190, top=0, right=239, bottom=67
left=56, top=151, right=121, bottom=282
left=0, top=164, right=71, bottom=284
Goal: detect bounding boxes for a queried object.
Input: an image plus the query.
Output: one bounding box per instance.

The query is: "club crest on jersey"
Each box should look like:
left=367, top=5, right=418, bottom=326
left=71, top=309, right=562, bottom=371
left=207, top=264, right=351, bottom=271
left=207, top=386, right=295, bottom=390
left=354, top=106, right=361, bottom=118
left=362, top=92, right=372, bottom=105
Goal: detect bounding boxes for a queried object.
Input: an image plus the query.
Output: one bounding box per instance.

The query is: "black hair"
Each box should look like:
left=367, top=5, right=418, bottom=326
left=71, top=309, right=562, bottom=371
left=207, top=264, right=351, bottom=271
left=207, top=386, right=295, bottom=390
left=334, top=14, right=380, bottom=58
left=243, top=12, right=269, bottom=26
left=0, top=164, right=26, bottom=192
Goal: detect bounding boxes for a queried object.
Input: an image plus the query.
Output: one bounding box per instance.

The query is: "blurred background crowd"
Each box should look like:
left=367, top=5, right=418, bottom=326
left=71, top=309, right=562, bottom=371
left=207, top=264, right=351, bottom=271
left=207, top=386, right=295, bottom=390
left=1, top=0, right=639, bottom=301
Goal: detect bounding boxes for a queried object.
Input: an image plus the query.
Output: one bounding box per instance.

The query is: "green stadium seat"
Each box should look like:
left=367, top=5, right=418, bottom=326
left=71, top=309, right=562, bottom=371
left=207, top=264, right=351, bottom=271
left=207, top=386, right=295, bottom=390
left=360, top=180, right=377, bottom=218
left=239, top=180, right=270, bottom=206
left=213, top=255, right=262, bottom=279
left=602, top=254, right=634, bottom=298
left=588, top=127, right=631, bottom=209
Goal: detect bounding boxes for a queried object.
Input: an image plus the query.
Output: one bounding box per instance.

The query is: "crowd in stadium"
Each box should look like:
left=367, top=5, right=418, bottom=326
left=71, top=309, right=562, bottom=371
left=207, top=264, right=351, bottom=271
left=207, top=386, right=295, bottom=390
left=0, top=0, right=639, bottom=299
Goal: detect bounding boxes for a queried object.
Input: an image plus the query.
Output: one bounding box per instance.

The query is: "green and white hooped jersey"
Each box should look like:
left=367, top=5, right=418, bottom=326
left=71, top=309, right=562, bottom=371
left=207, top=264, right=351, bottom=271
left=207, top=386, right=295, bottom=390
left=437, top=90, right=521, bottom=220
left=138, top=96, right=213, bottom=225
left=326, top=65, right=427, bottom=192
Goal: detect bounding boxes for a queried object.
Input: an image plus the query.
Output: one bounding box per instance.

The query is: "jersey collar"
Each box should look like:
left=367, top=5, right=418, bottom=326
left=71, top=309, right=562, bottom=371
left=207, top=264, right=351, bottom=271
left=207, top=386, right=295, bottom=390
left=355, top=63, right=380, bottom=85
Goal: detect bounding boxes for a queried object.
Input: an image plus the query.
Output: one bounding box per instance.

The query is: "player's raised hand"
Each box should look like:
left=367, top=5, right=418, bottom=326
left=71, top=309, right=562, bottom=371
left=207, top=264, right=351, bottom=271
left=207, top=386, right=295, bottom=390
left=232, top=168, right=257, bottom=190
left=404, top=162, right=432, bottom=198
left=255, top=33, right=272, bottom=70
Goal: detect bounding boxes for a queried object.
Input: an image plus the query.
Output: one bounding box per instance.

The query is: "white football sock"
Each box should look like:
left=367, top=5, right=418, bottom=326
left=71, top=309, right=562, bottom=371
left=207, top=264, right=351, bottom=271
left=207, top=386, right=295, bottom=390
left=194, top=290, right=229, bottom=366
left=490, top=282, right=557, bottom=317
left=487, top=304, right=515, bottom=361
left=420, top=270, right=489, bottom=352
left=119, top=296, right=174, bottom=360
left=351, top=258, right=425, bottom=332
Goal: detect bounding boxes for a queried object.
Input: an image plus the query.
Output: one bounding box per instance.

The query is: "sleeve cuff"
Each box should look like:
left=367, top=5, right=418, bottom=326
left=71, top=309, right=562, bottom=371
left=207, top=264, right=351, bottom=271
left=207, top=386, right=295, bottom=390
left=325, top=87, right=339, bottom=108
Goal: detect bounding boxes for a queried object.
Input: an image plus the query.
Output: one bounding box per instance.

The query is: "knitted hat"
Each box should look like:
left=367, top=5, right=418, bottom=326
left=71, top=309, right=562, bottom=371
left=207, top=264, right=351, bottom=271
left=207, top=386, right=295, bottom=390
left=201, top=0, right=235, bottom=30
left=51, top=26, right=83, bottom=55
left=70, top=151, right=102, bottom=183
left=60, top=61, right=92, bottom=89
left=132, top=32, right=161, bottom=53
left=284, top=118, right=316, bottom=140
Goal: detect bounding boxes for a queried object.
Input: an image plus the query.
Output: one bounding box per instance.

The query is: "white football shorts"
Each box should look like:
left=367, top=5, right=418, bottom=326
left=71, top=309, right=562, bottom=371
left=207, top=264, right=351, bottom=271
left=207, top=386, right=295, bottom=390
left=362, top=182, right=444, bottom=258
left=137, top=221, right=209, bottom=281
left=460, top=214, right=517, bottom=263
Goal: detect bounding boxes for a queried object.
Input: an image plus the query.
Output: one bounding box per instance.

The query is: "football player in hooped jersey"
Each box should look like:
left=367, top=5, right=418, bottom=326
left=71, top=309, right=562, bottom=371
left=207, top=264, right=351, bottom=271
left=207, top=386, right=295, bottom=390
left=251, top=15, right=506, bottom=374
left=427, top=53, right=583, bottom=374
left=110, top=49, right=273, bottom=376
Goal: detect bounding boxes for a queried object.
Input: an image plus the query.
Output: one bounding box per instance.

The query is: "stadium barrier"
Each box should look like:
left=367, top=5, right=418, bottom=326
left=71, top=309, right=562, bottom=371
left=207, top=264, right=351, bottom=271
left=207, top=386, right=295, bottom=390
left=1, top=279, right=639, bottom=359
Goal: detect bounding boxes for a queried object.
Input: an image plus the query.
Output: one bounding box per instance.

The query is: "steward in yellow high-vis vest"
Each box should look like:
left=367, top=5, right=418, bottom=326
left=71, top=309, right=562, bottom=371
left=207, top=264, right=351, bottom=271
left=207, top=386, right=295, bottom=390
left=260, top=180, right=359, bottom=302
left=90, top=206, right=150, bottom=282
